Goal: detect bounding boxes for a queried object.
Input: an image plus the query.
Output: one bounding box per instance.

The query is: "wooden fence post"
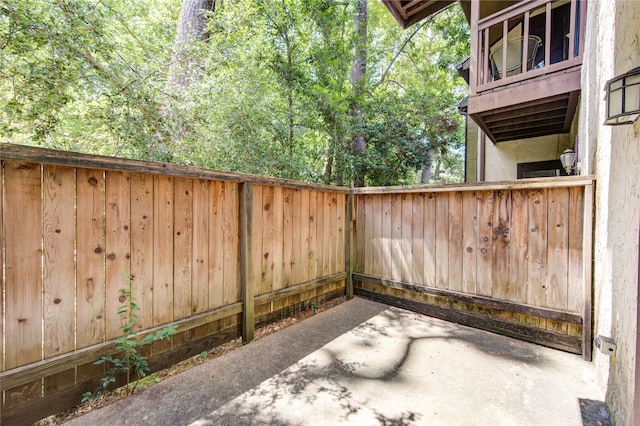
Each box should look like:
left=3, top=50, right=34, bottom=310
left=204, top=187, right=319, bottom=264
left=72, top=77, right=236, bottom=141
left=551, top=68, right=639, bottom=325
left=240, top=182, right=255, bottom=344
left=346, top=192, right=354, bottom=299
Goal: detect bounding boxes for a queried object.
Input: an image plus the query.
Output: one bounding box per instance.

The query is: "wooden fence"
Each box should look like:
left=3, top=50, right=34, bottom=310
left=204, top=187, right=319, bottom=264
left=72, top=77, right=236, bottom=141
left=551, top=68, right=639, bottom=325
left=0, top=144, right=348, bottom=425
left=0, top=144, right=594, bottom=425
left=352, top=178, right=593, bottom=357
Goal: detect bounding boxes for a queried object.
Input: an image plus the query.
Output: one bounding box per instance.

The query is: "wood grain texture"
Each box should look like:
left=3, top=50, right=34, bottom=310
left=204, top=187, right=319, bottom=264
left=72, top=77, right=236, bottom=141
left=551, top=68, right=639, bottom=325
left=509, top=189, right=528, bottom=303
left=43, top=165, right=75, bottom=358
left=4, top=161, right=43, bottom=369
left=76, top=167, right=106, bottom=349
left=476, top=190, right=494, bottom=297
left=423, top=193, right=437, bottom=288
left=400, top=193, right=413, bottom=283
left=153, top=175, right=174, bottom=326
left=411, top=194, right=425, bottom=285
left=208, top=181, right=225, bottom=309
left=435, top=192, right=449, bottom=289
left=130, top=173, right=154, bottom=329
left=105, top=170, right=131, bottom=340
left=462, top=191, right=477, bottom=294
left=192, top=179, right=210, bottom=314
left=448, top=191, right=463, bottom=292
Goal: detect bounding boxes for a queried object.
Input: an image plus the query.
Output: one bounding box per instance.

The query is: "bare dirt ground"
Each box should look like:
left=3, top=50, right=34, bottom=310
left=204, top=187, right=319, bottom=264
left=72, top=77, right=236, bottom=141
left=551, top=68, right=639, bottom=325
left=36, top=296, right=346, bottom=425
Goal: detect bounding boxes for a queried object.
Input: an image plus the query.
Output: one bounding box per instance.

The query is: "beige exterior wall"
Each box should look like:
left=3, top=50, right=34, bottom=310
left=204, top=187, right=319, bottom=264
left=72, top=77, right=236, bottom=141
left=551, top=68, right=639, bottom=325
left=578, top=1, right=640, bottom=425
left=482, top=132, right=574, bottom=181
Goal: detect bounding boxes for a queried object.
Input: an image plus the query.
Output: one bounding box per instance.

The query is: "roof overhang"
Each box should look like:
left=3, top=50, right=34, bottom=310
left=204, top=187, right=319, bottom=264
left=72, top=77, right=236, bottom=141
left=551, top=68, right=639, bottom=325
left=382, top=0, right=457, bottom=29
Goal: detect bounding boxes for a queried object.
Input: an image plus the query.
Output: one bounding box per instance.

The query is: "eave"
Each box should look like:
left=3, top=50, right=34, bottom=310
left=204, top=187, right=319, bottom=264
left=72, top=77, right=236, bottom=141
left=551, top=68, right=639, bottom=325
left=382, top=0, right=457, bottom=29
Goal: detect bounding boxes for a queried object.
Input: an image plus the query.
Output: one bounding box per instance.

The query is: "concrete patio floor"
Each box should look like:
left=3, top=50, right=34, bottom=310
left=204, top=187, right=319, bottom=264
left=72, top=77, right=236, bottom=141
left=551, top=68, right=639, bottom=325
left=67, top=297, right=607, bottom=426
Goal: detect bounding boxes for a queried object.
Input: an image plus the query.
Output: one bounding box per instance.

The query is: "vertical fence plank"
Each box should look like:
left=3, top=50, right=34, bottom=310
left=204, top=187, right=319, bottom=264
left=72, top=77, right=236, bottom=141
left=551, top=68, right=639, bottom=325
left=307, top=191, right=317, bottom=281
left=130, top=173, right=154, bottom=329
left=173, top=177, right=193, bottom=320
left=43, top=165, right=75, bottom=358
left=315, top=190, right=325, bottom=278
left=252, top=185, right=264, bottom=294
left=105, top=170, right=131, bottom=340
left=476, top=190, right=494, bottom=297
left=262, top=186, right=275, bottom=294
left=329, top=193, right=338, bottom=275
left=208, top=181, right=224, bottom=309
left=364, top=196, right=374, bottom=276
left=240, top=183, right=254, bottom=343
left=192, top=179, right=210, bottom=314
left=462, top=191, right=478, bottom=294
left=370, top=195, right=382, bottom=278
left=492, top=190, right=510, bottom=300
left=323, top=192, right=332, bottom=277
left=412, top=194, right=425, bottom=286
left=76, top=167, right=106, bottom=349
left=291, top=189, right=302, bottom=283
left=448, top=191, right=463, bottom=292
left=336, top=193, right=345, bottom=275
left=547, top=187, right=570, bottom=333
left=381, top=194, right=392, bottom=280
left=400, top=194, right=413, bottom=283
left=282, top=188, right=294, bottom=286
left=153, top=175, right=174, bottom=326
left=435, top=193, right=449, bottom=289
left=4, top=161, right=42, bottom=369
left=300, top=189, right=310, bottom=281
left=272, top=186, right=284, bottom=290
left=391, top=194, right=402, bottom=282
left=423, top=193, right=436, bottom=288
left=509, top=189, right=529, bottom=303
left=527, top=188, right=548, bottom=328
left=223, top=182, right=239, bottom=304
left=567, top=186, right=584, bottom=314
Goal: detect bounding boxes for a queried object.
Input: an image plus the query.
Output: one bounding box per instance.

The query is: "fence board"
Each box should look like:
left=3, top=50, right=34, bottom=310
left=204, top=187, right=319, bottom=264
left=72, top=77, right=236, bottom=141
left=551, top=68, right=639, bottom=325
left=307, top=191, right=317, bottom=280
left=4, top=161, right=43, bottom=369
left=223, top=182, right=239, bottom=304
left=364, top=196, right=374, bottom=276
left=435, top=193, right=449, bottom=289
left=300, top=189, right=310, bottom=282
left=130, top=173, right=154, bottom=329
left=208, top=181, right=225, bottom=309
left=567, top=186, right=584, bottom=314
left=411, top=194, right=425, bottom=285
left=336, top=193, right=345, bottom=274
left=547, top=188, right=570, bottom=310
left=323, top=192, right=332, bottom=276
left=508, top=189, right=529, bottom=303
left=391, top=194, right=402, bottom=281
left=76, top=167, right=106, bottom=349
left=527, top=188, right=548, bottom=329
left=315, top=190, right=326, bottom=278
left=401, top=194, right=413, bottom=283
left=43, top=165, right=75, bottom=358
left=105, top=170, right=131, bottom=340
left=423, top=193, right=437, bottom=288
left=448, top=191, right=463, bottom=292
left=252, top=185, right=264, bottom=294
left=153, top=175, right=174, bottom=326
left=382, top=194, right=393, bottom=281
left=272, top=186, right=285, bottom=289
left=476, top=190, right=494, bottom=297
left=282, top=188, right=294, bottom=287
left=492, top=190, right=510, bottom=300
left=174, top=177, right=193, bottom=320
left=462, top=191, right=477, bottom=294
left=192, top=179, right=210, bottom=314
left=329, top=193, right=338, bottom=274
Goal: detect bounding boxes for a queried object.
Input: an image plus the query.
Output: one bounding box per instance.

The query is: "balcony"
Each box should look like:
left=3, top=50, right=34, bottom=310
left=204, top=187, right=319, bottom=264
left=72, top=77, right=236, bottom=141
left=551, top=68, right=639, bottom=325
left=467, top=0, right=586, bottom=143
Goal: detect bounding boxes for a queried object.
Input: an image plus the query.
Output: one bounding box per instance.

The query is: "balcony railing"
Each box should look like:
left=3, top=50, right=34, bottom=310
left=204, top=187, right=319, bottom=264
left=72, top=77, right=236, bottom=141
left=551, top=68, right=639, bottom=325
left=471, top=0, right=586, bottom=95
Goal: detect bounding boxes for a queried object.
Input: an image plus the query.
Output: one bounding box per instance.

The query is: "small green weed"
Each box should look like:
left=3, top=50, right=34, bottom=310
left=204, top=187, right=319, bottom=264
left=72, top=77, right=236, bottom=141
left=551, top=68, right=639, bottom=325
left=82, top=279, right=176, bottom=403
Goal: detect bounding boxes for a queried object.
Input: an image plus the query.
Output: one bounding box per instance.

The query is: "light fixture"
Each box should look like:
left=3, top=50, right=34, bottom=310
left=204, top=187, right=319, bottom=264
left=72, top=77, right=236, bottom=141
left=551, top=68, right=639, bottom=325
left=560, top=148, right=577, bottom=175
left=604, top=66, right=640, bottom=125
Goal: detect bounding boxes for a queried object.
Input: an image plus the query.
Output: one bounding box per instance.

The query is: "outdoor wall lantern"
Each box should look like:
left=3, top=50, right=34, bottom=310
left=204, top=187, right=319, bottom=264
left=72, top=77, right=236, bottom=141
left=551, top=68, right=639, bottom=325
left=604, top=66, right=640, bottom=125
left=560, top=149, right=577, bottom=175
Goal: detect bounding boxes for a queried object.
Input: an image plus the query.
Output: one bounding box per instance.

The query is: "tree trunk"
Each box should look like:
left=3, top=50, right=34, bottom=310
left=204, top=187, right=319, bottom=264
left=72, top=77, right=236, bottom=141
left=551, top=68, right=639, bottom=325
left=421, top=147, right=435, bottom=183
left=350, top=0, right=367, bottom=187
left=169, top=0, right=215, bottom=86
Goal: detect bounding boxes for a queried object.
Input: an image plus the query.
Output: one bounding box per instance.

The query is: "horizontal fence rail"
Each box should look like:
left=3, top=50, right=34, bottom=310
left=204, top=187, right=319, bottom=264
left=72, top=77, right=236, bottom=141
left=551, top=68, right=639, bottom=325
left=0, top=144, right=349, bottom=425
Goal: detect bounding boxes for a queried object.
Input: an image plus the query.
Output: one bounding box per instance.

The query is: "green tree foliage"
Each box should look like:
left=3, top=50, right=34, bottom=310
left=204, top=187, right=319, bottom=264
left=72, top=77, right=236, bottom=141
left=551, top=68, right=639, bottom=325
left=1, top=0, right=469, bottom=186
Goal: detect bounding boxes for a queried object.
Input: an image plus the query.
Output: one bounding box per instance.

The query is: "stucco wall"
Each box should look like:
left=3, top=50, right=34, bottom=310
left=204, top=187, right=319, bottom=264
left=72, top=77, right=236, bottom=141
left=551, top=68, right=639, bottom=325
left=483, top=133, right=573, bottom=181
left=579, top=1, right=640, bottom=424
